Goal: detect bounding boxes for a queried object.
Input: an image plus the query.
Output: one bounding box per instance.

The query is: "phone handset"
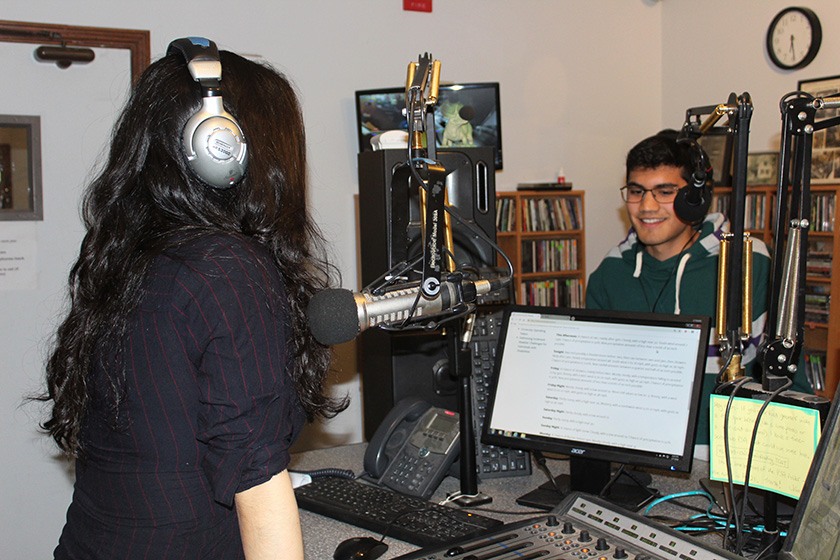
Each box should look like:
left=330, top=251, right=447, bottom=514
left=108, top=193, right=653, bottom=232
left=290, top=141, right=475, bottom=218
left=364, top=397, right=431, bottom=477
left=364, top=397, right=461, bottom=499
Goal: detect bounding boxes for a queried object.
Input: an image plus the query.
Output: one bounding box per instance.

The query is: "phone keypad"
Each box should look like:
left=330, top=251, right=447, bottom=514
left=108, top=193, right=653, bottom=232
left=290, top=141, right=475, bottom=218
left=386, top=449, right=442, bottom=494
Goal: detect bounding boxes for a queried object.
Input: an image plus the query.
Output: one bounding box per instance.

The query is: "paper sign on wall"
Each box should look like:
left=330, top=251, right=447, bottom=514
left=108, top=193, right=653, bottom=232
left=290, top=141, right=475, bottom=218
left=0, top=222, right=37, bottom=290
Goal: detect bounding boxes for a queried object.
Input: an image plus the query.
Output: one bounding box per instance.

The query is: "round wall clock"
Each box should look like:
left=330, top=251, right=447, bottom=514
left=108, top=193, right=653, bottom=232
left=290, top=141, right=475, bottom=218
left=766, top=7, right=822, bottom=70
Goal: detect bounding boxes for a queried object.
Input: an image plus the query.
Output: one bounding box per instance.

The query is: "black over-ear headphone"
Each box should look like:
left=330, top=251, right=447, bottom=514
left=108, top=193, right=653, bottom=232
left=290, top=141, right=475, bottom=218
left=167, top=37, right=248, bottom=189
left=673, top=137, right=713, bottom=224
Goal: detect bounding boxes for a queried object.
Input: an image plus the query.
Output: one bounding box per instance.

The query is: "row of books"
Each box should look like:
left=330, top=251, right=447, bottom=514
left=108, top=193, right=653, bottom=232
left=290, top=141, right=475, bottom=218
left=807, top=252, right=832, bottom=277
left=495, top=197, right=517, bottom=231
left=804, top=352, right=826, bottom=393
left=519, top=278, right=584, bottom=308
left=712, top=192, right=837, bottom=232
left=521, top=239, right=578, bottom=273
left=804, top=284, right=830, bottom=325
left=744, top=194, right=766, bottom=229
left=811, top=193, right=835, bottom=232
left=712, top=193, right=766, bottom=229
left=496, top=196, right=583, bottom=232
left=807, top=240, right=833, bottom=290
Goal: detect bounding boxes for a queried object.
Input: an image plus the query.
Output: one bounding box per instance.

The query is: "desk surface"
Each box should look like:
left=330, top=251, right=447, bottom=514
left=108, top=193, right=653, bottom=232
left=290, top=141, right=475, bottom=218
left=290, top=443, right=720, bottom=560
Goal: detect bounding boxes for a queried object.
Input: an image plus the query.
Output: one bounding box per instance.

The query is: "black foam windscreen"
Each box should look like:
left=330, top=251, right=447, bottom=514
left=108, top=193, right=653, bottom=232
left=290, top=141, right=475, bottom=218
left=674, top=138, right=713, bottom=224
left=307, top=289, right=361, bottom=346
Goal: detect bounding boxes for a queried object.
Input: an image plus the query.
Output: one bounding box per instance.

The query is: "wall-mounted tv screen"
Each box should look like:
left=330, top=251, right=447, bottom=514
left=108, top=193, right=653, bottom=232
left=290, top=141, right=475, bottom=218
left=354, top=82, right=503, bottom=170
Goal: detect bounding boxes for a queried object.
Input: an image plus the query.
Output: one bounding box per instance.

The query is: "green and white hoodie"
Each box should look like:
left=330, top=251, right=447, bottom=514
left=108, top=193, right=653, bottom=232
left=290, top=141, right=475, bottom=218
left=585, top=213, right=771, bottom=446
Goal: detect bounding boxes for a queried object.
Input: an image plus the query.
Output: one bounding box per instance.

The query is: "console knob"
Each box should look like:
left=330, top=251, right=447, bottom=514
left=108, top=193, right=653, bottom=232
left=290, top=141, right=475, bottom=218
left=562, top=521, right=574, bottom=534
left=545, top=515, right=559, bottom=527
left=596, top=537, right=609, bottom=550
left=579, top=530, right=591, bottom=542
left=614, top=547, right=628, bottom=558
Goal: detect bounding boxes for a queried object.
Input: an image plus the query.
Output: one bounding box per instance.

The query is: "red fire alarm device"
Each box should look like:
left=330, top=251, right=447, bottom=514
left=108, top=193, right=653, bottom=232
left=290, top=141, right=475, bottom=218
left=404, top=0, right=432, bottom=13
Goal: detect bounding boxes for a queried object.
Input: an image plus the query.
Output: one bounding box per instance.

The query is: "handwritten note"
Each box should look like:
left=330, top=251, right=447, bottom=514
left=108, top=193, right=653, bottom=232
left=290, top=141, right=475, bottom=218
left=709, top=395, right=821, bottom=499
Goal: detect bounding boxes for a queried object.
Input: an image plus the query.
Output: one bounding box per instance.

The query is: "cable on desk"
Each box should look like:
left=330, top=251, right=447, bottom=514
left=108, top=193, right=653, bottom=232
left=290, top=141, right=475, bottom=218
left=600, top=464, right=659, bottom=502
left=290, top=467, right=356, bottom=480
left=531, top=450, right=563, bottom=495
left=465, top=506, right=548, bottom=517
left=645, top=487, right=790, bottom=552
left=642, top=490, right=714, bottom=515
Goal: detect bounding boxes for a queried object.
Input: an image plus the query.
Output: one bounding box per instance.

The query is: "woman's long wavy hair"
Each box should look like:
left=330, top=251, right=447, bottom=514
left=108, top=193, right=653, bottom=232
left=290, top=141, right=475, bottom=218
left=42, top=49, right=347, bottom=455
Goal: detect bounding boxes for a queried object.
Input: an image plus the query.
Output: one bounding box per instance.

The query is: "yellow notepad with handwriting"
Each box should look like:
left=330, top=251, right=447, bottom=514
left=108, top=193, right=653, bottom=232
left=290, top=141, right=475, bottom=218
left=709, top=395, right=821, bottom=499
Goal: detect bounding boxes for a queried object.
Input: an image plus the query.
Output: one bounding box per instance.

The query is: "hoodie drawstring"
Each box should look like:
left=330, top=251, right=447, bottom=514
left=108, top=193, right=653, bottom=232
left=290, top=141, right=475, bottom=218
left=674, top=253, right=692, bottom=314
left=633, top=250, right=643, bottom=278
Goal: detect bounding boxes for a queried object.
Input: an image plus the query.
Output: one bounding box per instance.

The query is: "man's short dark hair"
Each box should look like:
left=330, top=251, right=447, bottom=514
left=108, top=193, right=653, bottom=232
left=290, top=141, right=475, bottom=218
left=626, top=129, right=695, bottom=183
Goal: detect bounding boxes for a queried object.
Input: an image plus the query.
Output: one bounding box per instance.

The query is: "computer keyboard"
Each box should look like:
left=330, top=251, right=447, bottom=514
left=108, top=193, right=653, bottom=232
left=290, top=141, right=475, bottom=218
left=469, top=308, right=532, bottom=478
left=295, top=476, right=504, bottom=547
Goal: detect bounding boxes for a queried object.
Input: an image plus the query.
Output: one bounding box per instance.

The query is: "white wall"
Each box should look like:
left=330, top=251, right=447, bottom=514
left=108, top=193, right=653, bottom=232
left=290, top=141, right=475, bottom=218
left=662, top=0, right=840, bottom=153
left=0, top=39, right=131, bottom=560
left=6, top=0, right=830, bottom=556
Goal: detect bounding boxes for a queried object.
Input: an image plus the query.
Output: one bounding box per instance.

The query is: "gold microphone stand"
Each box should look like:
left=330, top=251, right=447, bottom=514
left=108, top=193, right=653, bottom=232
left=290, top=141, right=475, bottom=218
left=406, top=54, right=491, bottom=507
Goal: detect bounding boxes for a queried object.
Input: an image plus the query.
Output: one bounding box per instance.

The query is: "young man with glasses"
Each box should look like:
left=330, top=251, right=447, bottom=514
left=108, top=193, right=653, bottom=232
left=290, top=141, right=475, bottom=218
left=585, top=131, right=774, bottom=453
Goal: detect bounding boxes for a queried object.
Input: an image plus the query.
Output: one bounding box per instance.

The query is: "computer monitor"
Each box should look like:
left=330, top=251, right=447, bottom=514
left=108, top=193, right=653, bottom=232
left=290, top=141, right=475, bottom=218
left=354, top=82, right=503, bottom=169
left=781, top=383, right=840, bottom=559
left=482, top=305, right=710, bottom=511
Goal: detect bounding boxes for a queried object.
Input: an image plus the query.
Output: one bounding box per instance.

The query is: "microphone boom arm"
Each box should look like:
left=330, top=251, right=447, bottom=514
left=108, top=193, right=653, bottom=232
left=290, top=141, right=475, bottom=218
left=405, top=53, right=457, bottom=300
left=759, top=92, right=840, bottom=389
left=682, top=93, right=755, bottom=381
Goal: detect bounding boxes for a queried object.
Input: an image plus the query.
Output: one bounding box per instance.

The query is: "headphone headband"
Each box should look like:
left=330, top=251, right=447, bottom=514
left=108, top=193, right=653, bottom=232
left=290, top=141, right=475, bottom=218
left=167, top=37, right=222, bottom=88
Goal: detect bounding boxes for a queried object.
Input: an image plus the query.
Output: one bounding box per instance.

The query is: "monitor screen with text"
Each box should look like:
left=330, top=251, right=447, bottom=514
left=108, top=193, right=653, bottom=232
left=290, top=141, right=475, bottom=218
left=483, top=306, right=710, bottom=473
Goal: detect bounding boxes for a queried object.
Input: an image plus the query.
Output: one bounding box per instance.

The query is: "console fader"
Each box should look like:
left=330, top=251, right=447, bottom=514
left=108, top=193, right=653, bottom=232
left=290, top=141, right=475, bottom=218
left=394, top=493, right=741, bottom=560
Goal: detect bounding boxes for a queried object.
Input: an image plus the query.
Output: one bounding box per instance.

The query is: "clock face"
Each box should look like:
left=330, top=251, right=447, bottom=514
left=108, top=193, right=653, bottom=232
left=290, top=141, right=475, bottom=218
left=767, top=7, right=822, bottom=69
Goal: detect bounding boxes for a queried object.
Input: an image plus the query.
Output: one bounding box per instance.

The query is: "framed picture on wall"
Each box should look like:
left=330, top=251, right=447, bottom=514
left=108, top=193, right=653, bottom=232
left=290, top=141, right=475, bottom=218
left=746, top=152, right=779, bottom=186
left=798, top=75, right=840, bottom=184
left=0, top=143, right=11, bottom=209
left=697, top=131, right=733, bottom=186
left=0, top=114, right=42, bottom=220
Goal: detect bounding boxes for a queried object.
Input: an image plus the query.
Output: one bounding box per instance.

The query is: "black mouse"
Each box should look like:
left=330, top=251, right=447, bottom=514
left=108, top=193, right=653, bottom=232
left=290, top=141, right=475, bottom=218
left=333, top=536, right=388, bottom=560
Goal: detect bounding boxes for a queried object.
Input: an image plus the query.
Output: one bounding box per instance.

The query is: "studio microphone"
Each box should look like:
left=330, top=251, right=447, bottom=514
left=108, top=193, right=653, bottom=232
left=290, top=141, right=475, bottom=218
left=673, top=169, right=712, bottom=224
left=307, top=277, right=506, bottom=346
left=674, top=139, right=713, bottom=224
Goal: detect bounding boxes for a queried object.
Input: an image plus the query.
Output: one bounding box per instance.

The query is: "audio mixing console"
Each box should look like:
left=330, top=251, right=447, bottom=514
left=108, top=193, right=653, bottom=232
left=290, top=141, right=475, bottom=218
left=394, top=492, right=741, bottom=560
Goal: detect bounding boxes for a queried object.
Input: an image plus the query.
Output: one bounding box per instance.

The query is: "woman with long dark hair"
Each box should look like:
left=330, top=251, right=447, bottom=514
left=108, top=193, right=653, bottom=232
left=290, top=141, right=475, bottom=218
left=42, top=38, right=346, bottom=559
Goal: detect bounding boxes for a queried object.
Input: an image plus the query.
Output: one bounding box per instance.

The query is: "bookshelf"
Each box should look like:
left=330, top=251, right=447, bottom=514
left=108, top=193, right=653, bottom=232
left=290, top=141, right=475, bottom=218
left=495, top=190, right=586, bottom=307
left=712, top=184, right=840, bottom=399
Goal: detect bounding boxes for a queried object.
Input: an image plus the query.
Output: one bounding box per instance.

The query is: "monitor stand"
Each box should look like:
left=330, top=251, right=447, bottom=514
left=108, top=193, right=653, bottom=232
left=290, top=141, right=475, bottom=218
left=516, top=457, right=657, bottom=512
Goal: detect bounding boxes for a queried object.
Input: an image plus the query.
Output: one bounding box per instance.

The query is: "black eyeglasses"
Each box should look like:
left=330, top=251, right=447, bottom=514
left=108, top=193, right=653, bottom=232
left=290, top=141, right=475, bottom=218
left=620, top=184, right=684, bottom=203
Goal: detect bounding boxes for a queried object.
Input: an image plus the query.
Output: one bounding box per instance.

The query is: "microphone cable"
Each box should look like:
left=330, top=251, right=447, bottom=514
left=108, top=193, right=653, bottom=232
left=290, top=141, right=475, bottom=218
left=376, top=274, right=477, bottom=334
left=732, top=377, right=792, bottom=556
left=365, top=254, right=424, bottom=295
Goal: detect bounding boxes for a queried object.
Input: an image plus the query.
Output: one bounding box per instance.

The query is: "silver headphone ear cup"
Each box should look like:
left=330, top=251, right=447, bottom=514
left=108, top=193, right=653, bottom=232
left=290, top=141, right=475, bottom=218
left=181, top=93, right=248, bottom=189
left=185, top=114, right=248, bottom=189
left=167, top=37, right=248, bottom=189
